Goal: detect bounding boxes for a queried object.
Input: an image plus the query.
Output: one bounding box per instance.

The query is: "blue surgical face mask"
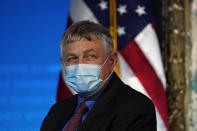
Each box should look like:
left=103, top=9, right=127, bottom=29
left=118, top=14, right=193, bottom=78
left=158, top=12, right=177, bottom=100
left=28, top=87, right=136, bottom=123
left=64, top=56, right=112, bottom=97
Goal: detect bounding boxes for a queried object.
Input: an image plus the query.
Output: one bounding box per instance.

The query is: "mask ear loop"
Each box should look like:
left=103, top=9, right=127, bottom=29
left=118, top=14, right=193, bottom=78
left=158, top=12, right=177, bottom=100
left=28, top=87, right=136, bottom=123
left=103, top=61, right=116, bottom=81
left=99, top=55, right=110, bottom=69
left=95, top=55, right=110, bottom=75
left=99, top=55, right=117, bottom=81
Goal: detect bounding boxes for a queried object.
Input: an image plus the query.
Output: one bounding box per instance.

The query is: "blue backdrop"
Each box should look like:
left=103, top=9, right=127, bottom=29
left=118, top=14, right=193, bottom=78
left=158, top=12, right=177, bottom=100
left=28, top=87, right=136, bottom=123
left=0, top=0, right=70, bottom=130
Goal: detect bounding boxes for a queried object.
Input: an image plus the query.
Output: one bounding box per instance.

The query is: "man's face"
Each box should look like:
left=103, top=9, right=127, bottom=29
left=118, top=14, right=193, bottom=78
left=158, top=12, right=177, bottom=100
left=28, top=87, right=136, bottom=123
left=61, top=35, right=117, bottom=81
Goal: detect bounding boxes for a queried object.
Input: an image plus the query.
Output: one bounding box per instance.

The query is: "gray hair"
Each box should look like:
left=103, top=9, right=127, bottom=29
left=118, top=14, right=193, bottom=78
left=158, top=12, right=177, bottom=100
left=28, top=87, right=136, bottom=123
left=60, top=21, right=114, bottom=56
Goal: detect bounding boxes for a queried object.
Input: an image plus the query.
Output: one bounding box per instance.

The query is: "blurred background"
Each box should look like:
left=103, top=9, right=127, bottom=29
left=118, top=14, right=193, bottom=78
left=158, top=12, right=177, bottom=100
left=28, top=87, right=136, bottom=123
left=0, top=0, right=70, bottom=130
left=0, top=0, right=197, bottom=131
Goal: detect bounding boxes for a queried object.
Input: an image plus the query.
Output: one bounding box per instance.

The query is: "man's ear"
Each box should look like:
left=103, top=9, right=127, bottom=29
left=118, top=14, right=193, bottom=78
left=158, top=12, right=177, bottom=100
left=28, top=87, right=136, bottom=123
left=109, top=51, right=118, bottom=72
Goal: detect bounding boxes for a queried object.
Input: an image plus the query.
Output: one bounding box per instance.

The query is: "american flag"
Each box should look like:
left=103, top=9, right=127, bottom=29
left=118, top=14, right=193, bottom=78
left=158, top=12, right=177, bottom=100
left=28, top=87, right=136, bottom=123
left=56, top=0, right=169, bottom=130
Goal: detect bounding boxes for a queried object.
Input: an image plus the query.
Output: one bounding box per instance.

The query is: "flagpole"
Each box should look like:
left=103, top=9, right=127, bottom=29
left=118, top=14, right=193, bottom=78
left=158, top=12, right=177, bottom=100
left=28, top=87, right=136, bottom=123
left=109, top=0, right=120, bottom=77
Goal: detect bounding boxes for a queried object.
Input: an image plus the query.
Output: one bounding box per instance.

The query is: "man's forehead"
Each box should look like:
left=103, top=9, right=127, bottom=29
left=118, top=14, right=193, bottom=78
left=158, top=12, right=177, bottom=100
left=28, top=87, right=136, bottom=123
left=83, top=48, right=97, bottom=53
left=63, top=36, right=106, bottom=56
left=65, top=48, right=97, bottom=56
left=68, top=32, right=97, bottom=43
left=66, top=38, right=104, bottom=48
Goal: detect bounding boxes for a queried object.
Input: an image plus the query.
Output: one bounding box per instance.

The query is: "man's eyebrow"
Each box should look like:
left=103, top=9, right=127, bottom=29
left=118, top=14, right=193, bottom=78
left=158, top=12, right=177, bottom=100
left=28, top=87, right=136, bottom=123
left=83, top=49, right=96, bottom=54
left=64, top=53, right=77, bottom=57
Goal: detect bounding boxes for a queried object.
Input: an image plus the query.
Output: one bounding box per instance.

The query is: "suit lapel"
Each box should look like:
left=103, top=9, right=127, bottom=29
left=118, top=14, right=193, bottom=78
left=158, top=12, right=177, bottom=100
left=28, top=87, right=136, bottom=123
left=57, top=95, right=78, bottom=130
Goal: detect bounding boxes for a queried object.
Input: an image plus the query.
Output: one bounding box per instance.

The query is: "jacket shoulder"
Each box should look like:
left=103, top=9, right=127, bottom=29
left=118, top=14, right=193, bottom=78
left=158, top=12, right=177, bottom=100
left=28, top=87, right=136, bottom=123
left=40, top=95, right=77, bottom=131
left=118, top=82, right=155, bottom=113
left=111, top=81, right=157, bottom=131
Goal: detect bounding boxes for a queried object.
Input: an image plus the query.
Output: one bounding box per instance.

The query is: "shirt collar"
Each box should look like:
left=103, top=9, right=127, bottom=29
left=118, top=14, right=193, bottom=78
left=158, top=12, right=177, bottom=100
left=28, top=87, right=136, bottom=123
left=77, top=73, right=113, bottom=110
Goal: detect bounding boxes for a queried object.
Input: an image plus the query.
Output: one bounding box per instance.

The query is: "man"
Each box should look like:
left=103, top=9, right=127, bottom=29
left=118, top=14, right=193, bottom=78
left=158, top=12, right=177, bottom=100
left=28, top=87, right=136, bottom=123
left=41, top=21, right=156, bottom=131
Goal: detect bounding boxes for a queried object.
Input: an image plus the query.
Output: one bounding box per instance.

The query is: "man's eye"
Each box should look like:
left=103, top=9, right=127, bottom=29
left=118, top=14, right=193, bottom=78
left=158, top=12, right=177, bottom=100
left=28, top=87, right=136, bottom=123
left=67, top=57, right=77, bottom=62
left=88, top=55, right=97, bottom=59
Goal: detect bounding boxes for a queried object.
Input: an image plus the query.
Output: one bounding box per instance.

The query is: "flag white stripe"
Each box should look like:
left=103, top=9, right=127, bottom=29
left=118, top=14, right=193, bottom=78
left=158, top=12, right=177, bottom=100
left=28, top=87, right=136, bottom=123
left=135, top=24, right=166, bottom=89
left=70, top=0, right=99, bottom=23
left=156, top=108, right=167, bottom=131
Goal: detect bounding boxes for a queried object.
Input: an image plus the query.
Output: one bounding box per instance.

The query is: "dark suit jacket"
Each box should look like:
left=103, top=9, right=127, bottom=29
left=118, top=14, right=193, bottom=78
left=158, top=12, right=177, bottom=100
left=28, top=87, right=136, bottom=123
left=41, top=74, right=156, bottom=131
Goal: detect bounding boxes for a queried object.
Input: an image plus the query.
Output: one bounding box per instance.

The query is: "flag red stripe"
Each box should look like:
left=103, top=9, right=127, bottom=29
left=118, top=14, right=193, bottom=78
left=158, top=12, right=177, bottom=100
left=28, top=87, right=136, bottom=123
left=120, top=41, right=169, bottom=129
left=151, top=22, right=157, bottom=33
left=67, top=15, right=73, bottom=28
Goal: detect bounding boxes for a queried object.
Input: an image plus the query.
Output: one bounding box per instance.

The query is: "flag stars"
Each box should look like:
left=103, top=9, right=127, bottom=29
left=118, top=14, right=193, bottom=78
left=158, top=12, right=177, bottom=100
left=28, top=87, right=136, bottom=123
left=98, top=1, right=108, bottom=10
left=117, top=4, right=127, bottom=15
left=117, top=26, right=126, bottom=36
left=135, top=5, right=146, bottom=16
